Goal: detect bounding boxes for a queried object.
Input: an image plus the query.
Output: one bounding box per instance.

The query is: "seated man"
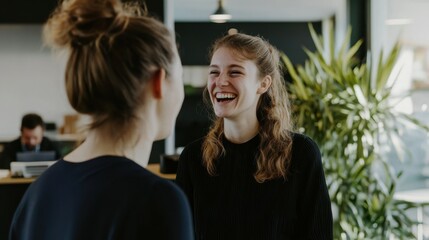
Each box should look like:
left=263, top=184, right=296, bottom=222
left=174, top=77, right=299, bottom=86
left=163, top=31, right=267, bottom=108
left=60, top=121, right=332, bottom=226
left=0, top=113, right=61, bottom=169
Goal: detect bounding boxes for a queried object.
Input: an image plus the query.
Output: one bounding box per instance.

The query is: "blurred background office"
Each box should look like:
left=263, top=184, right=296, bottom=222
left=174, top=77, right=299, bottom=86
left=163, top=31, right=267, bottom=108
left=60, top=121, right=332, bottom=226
left=0, top=0, right=429, bottom=238
left=1, top=0, right=428, bottom=164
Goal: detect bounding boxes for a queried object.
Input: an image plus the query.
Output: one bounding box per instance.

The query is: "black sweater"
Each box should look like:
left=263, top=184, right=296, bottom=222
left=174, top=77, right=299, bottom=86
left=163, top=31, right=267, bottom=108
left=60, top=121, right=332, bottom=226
left=176, top=133, right=333, bottom=240
left=10, top=156, right=194, bottom=240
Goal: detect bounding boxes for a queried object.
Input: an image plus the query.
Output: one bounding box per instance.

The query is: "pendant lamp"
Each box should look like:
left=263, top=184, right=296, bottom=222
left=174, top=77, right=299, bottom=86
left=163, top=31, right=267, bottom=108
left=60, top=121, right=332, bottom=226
left=210, top=0, right=231, bottom=23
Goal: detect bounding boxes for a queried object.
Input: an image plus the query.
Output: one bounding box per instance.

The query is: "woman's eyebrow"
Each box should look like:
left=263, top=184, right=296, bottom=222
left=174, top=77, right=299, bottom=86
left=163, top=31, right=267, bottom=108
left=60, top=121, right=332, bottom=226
left=228, top=64, right=245, bottom=69
left=209, top=64, right=245, bottom=69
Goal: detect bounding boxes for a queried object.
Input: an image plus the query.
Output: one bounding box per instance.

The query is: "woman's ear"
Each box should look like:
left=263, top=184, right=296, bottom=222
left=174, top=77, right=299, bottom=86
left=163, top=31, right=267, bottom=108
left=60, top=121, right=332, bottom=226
left=257, top=75, right=272, bottom=94
left=152, top=69, right=166, bottom=99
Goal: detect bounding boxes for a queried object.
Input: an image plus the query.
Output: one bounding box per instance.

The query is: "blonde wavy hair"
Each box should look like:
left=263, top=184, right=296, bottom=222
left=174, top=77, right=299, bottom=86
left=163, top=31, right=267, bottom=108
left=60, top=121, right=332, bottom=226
left=202, top=33, right=294, bottom=183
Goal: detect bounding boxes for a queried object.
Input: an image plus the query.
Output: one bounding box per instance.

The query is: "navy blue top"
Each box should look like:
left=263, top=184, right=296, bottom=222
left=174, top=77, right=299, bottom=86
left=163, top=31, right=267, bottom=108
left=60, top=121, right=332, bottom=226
left=176, top=133, right=333, bottom=240
left=10, top=156, right=194, bottom=240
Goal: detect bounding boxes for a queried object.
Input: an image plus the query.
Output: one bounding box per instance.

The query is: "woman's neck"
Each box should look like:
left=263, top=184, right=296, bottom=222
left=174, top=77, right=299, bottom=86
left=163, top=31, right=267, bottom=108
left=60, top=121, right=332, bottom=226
left=64, top=126, right=154, bottom=167
left=223, top=115, right=259, bottom=144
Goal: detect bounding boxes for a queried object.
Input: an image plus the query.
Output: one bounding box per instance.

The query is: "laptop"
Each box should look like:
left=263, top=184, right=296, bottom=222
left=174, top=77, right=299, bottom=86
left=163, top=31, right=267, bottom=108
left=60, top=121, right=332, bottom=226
left=16, top=151, right=56, bottom=162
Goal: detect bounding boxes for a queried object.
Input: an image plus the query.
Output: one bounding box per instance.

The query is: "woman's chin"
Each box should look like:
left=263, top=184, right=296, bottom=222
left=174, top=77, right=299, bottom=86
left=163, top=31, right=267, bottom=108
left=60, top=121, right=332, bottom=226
left=214, top=109, right=233, bottom=118
left=155, top=128, right=172, bottom=141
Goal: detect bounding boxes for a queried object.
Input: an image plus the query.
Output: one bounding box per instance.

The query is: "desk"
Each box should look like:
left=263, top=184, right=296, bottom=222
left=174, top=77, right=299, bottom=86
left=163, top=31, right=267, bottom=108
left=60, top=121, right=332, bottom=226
left=146, top=164, right=176, bottom=180
left=0, top=176, right=35, bottom=185
left=0, top=176, right=31, bottom=240
left=394, top=188, right=429, bottom=240
left=0, top=163, right=175, bottom=184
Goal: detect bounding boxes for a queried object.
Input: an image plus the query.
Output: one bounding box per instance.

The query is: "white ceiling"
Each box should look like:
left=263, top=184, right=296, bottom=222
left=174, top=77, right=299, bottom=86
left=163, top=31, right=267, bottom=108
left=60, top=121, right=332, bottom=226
left=173, top=0, right=341, bottom=22
left=174, top=0, right=429, bottom=47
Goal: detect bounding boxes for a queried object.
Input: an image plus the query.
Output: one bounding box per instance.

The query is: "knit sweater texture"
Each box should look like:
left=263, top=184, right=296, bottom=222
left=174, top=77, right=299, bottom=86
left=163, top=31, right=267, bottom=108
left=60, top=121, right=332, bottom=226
left=176, top=133, right=333, bottom=240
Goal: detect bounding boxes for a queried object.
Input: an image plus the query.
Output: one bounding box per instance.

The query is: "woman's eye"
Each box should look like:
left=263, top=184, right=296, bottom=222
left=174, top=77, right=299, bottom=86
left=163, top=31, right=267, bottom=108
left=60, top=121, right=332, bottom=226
left=230, top=71, right=242, bottom=76
left=209, top=71, right=219, bottom=75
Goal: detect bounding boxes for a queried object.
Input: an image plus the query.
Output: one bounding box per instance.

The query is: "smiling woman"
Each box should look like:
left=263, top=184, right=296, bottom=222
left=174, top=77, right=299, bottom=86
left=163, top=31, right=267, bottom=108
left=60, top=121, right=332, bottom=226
left=176, top=33, right=333, bottom=240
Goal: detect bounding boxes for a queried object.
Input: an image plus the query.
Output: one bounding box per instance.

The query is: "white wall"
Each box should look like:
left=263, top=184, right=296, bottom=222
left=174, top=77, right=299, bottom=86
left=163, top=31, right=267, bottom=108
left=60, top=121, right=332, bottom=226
left=388, top=0, right=429, bottom=47
left=371, top=1, right=429, bottom=199
left=0, top=25, right=75, bottom=139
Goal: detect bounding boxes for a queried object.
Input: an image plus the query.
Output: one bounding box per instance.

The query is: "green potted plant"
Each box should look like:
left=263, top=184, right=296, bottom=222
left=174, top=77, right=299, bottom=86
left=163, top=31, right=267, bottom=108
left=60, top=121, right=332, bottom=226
left=282, top=24, right=429, bottom=239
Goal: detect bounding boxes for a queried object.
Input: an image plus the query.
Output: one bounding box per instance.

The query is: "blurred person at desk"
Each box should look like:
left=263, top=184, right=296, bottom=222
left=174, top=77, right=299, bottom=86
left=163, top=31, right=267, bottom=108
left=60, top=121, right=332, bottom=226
left=0, top=113, right=61, bottom=169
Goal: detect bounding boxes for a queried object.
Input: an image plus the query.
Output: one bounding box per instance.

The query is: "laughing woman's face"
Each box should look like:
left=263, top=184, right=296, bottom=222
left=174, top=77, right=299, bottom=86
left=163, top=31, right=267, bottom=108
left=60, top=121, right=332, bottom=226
left=208, top=47, right=265, bottom=121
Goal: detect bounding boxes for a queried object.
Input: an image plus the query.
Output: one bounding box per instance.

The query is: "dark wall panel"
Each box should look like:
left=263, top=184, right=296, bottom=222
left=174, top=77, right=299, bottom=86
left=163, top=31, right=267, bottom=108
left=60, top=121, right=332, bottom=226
left=175, top=93, right=211, bottom=148
left=0, top=0, right=164, bottom=23
left=175, top=21, right=322, bottom=66
left=348, top=0, right=369, bottom=61
left=0, top=0, right=58, bottom=23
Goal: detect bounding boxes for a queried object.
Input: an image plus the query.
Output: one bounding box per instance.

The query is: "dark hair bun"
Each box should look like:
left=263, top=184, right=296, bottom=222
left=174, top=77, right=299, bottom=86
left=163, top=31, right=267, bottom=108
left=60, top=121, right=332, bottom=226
left=44, top=0, right=133, bottom=48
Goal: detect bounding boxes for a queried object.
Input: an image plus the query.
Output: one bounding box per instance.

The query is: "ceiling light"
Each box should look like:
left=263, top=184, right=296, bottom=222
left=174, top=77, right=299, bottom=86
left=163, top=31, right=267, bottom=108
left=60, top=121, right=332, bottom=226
left=210, top=0, right=231, bottom=23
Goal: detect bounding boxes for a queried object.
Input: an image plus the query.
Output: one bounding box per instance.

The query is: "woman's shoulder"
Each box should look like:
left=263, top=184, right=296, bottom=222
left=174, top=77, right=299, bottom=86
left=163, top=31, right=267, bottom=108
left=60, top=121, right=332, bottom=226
left=148, top=176, right=187, bottom=199
left=180, top=137, right=205, bottom=156
left=291, top=132, right=320, bottom=151
left=177, top=137, right=206, bottom=170
left=290, top=132, right=322, bottom=169
left=144, top=176, right=192, bottom=219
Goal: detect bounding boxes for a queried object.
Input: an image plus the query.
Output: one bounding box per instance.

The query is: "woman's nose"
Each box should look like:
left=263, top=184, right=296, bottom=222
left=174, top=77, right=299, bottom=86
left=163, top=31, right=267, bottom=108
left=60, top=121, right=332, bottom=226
left=216, top=73, right=229, bottom=86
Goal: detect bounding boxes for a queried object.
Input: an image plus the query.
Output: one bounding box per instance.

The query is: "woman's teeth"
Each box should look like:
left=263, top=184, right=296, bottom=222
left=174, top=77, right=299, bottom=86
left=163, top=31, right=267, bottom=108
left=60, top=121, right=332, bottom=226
left=215, top=93, right=237, bottom=102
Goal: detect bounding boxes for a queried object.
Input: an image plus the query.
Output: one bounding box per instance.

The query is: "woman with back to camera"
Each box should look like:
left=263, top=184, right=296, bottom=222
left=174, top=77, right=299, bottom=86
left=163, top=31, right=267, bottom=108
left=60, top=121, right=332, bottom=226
left=9, top=0, right=193, bottom=239
left=176, top=33, right=333, bottom=240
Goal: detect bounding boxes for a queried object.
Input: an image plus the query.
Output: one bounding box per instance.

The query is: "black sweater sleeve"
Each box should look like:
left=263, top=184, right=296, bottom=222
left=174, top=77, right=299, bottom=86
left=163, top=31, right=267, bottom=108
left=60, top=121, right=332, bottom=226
left=294, top=136, right=333, bottom=239
left=176, top=144, right=195, bottom=210
left=146, top=179, right=194, bottom=240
